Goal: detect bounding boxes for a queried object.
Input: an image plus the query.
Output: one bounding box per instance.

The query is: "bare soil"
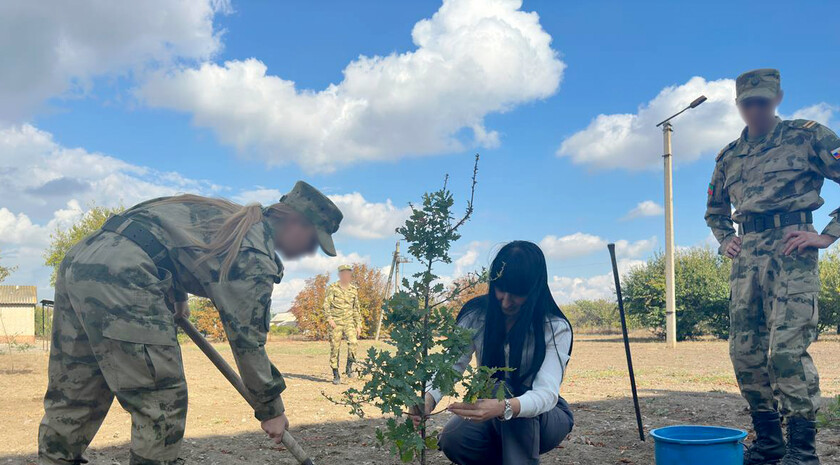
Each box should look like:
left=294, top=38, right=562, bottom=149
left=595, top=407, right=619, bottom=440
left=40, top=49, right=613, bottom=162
left=1, top=334, right=839, bottom=464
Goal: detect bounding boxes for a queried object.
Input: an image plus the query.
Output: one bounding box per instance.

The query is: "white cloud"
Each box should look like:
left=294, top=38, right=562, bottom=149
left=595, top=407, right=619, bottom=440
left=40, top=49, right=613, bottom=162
left=0, top=0, right=230, bottom=123
left=139, top=0, right=564, bottom=172
left=282, top=251, right=370, bottom=275
left=786, top=103, right=837, bottom=126
left=454, top=240, right=490, bottom=276
left=271, top=278, right=307, bottom=313
left=622, top=200, right=664, bottom=220
left=540, top=233, right=656, bottom=261
left=0, top=124, right=221, bottom=298
left=557, top=76, right=837, bottom=170
left=549, top=259, right=644, bottom=304
left=328, top=193, right=411, bottom=240
left=539, top=233, right=606, bottom=259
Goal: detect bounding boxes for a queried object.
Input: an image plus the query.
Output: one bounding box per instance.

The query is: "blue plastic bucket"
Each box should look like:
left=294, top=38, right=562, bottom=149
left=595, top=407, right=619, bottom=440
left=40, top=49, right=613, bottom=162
left=650, top=425, right=747, bottom=465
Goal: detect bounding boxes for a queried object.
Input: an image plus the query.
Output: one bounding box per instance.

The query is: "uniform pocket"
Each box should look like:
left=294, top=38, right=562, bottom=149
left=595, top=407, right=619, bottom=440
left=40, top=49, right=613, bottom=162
left=100, top=317, right=182, bottom=390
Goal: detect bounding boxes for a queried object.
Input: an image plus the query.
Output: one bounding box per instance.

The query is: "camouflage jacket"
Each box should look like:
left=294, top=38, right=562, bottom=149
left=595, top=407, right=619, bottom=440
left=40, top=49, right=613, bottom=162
left=705, top=118, right=840, bottom=249
left=323, top=282, right=361, bottom=328
left=118, top=198, right=287, bottom=421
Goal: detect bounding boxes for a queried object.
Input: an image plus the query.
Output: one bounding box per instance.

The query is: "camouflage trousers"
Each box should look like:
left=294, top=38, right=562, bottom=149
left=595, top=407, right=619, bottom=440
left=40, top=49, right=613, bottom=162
left=39, top=232, right=187, bottom=465
left=729, top=224, right=821, bottom=420
left=328, top=323, right=357, bottom=370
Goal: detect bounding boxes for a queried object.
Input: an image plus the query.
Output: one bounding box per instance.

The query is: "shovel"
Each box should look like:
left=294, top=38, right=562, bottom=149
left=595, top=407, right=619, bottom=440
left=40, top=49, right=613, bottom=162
left=176, top=317, right=316, bottom=465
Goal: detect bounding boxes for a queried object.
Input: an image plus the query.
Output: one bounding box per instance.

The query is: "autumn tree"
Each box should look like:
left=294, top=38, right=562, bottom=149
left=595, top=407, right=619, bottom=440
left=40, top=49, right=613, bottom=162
left=44, top=203, right=125, bottom=285
left=446, top=274, right=489, bottom=313
left=189, top=296, right=226, bottom=342
left=0, top=249, right=14, bottom=283
left=290, top=273, right=331, bottom=340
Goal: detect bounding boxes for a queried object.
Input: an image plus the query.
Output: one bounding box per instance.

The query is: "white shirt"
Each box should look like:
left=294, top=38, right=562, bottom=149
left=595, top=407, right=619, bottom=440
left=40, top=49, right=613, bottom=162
left=426, top=311, right=572, bottom=418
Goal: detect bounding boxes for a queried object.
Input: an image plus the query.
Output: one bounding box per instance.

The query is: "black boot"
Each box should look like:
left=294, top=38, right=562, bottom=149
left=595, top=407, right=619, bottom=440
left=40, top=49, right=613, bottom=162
left=346, top=360, right=355, bottom=379
left=744, top=411, right=786, bottom=465
left=332, top=368, right=341, bottom=385
left=781, top=417, right=820, bottom=465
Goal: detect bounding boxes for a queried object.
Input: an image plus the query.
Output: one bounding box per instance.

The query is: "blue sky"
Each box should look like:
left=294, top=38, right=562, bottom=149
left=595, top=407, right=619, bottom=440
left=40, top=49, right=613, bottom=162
left=1, top=0, right=838, bottom=311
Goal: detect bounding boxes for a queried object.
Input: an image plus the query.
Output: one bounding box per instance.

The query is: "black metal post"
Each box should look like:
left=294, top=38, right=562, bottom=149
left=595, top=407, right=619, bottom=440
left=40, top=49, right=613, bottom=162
left=608, top=243, right=645, bottom=441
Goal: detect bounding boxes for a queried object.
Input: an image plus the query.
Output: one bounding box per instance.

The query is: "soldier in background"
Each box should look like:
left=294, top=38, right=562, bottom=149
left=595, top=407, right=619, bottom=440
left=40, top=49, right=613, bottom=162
left=39, top=182, right=343, bottom=465
left=323, top=264, right=362, bottom=384
left=706, top=68, right=840, bottom=465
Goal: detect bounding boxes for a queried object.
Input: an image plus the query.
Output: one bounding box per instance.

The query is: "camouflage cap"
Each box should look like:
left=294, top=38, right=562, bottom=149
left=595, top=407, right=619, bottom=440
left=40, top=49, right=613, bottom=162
left=736, top=68, right=781, bottom=103
left=279, top=181, right=343, bottom=257
left=338, top=264, right=352, bottom=272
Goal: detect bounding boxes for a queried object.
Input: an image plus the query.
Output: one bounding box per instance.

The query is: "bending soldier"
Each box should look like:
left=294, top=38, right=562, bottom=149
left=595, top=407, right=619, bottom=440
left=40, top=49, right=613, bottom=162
left=38, top=181, right=343, bottom=465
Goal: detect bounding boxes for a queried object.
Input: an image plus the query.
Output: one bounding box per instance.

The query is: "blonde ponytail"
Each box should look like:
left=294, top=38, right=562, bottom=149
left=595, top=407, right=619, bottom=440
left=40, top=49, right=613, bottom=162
left=195, top=203, right=264, bottom=281
left=149, top=194, right=301, bottom=281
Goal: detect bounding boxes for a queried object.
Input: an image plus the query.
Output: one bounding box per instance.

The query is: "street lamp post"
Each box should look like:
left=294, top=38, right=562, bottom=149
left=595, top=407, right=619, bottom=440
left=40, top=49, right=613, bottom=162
left=655, top=95, right=707, bottom=348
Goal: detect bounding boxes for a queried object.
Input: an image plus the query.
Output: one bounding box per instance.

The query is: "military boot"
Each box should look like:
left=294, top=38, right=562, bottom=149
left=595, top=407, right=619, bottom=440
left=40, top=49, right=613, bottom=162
left=781, top=417, right=820, bottom=465
left=346, top=360, right=355, bottom=379
left=332, top=368, right=341, bottom=385
left=744, top=411, right=786, bottom=465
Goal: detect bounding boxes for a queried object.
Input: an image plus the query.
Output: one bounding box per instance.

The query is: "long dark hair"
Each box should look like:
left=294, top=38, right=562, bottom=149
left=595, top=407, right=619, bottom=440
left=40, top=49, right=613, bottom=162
left=458, top=241, right=571, bottom=396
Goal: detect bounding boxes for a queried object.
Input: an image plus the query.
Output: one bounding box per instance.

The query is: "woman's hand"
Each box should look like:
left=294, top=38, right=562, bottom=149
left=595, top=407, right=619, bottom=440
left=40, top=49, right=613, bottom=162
left=261, top=413, right=290, bottom=444
left=448, top=399, right=505, bottom=422
left=328, top=319, right=337, bottom=329
left=783, top=231, right=836, bottom=255
left=409, top=393, right=437, bottom=428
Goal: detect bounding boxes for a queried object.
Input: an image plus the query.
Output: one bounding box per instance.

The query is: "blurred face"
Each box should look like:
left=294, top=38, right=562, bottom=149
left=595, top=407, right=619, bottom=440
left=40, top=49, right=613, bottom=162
left=737, top=93, right=782, bottom=132
left=495, top=288, right=527, bottom=317
left=274, top=214, right=318, bottom=259
left=339, top=270, right=352, bottom=285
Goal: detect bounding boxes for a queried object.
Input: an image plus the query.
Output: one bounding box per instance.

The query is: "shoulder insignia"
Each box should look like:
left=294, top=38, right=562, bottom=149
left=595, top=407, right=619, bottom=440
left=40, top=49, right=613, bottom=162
left=716, top=140, right=738, bottom=161
left=787, top=119, right=820, bottom=131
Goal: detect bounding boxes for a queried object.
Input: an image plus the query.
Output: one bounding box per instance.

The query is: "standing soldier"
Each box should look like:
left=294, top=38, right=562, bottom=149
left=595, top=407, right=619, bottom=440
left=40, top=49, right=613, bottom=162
left=706, top=68, right=840, bottom=465
left=324, top=265, right=362, bottom=384
left=38, top=181, right=343, bottom=465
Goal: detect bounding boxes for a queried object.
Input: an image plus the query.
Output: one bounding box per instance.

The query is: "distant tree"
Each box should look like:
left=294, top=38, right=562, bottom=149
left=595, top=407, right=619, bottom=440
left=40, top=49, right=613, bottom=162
left=446, top=275, right=489, bottom=312
left=290, top=273, right=331, bottom=340
left=561, top=299, right=621, bottom=333
left=353, top=263, right=388, bottom=339
left=43, top=203, right=124, bottom=286
left=0, top=249, right=15, bottom=283
left=818, top=247, right=840, bottom=334
left=623, top=247, right=730, bottom=340
left=189, top=296, right=226, bottom=342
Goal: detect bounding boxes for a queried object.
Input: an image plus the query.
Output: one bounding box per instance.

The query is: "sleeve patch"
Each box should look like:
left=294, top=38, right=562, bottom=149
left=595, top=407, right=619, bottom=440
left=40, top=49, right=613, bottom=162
left=708, top=183, right=715, bottom=196
left=832, top=147, right=840, bottom=160
left=803, top=120, right=817, bottom=129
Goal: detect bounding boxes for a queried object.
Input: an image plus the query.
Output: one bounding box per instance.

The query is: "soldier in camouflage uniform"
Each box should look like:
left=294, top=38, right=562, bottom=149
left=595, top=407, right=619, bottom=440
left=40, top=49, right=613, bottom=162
left=706, top=69, right=840, bottom=465
left=38, top=181, right=343, bottom=465
left=323, top=264, right=362, bottom=384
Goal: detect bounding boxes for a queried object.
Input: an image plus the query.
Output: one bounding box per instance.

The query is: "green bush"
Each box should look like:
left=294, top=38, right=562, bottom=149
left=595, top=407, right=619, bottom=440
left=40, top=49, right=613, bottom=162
left=623, top=247, right=731, bottom=340
left=818, top=247, right=840, bottom=334
left=269, top=325, right=300, bottom=337
left=561, top=299, right=627, bottom=333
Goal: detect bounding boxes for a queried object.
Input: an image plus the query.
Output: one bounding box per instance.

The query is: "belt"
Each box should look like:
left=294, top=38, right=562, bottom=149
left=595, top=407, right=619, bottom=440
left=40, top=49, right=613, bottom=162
left=738, top=211, right=813, bottom=235
left=101, top=215, right=185, bottom=300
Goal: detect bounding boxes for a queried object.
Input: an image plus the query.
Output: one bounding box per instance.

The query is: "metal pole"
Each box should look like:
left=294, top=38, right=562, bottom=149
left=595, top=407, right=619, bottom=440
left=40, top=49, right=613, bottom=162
left=662, top=122, right=677, bottom=348
left=374, top=242, right=399, bottom=341
left=175, top=318, right=315, bottom=465
left=608, top=243, right=645, bottom=442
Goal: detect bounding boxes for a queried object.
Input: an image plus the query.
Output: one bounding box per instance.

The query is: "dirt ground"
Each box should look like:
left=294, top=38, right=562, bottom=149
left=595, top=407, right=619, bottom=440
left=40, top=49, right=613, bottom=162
left=1, top=334, right=838, bottom=465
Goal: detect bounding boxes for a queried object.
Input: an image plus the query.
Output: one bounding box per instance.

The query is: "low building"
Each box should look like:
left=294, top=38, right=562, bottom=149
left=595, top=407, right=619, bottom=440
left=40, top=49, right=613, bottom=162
left=269, top=312, right=298, bottom=327
left=0, top=285, right=37, bottom=344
